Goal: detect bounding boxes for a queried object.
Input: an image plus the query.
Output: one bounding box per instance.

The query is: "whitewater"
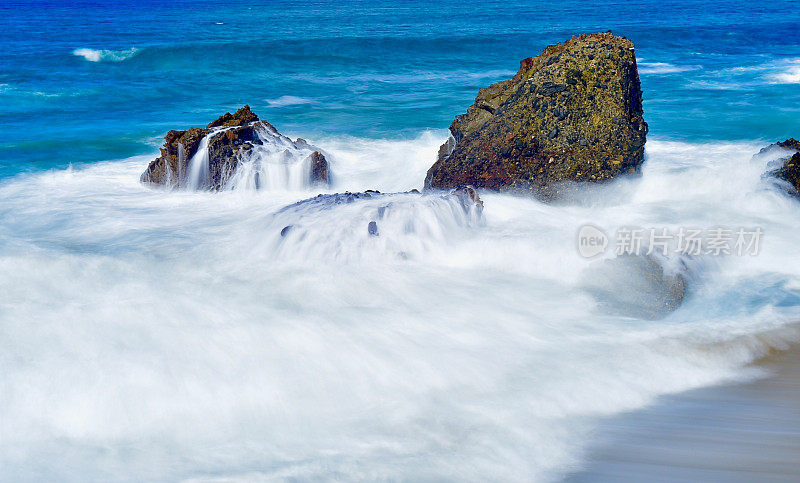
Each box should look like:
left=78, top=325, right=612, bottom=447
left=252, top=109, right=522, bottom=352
left=1, top=131, right=799, bottom=481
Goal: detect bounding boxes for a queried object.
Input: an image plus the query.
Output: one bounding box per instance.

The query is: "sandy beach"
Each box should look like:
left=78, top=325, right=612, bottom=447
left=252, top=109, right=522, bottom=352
left=567, top=345, right=800, bottom=481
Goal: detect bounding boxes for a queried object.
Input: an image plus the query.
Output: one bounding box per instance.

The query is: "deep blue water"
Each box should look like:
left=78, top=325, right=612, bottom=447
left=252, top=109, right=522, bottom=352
left=1, top=0, right=799, bottom=178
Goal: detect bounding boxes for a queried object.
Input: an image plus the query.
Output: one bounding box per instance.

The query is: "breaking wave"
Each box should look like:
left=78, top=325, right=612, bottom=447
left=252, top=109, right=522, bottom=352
left=766, top=58, right=800, bottom=84
left=72, top=47, right=140, bottom=62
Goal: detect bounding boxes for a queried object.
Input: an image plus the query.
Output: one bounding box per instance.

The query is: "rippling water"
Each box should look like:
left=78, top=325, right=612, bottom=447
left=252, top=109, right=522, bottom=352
left=2, top=0, right=800, bottom=481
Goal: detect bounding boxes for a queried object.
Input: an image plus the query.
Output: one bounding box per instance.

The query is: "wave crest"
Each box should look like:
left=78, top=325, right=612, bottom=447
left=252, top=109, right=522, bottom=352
left=767, top=59, right=800, bottom=84
left=638, top=62, right=700, bottom=74
left=72, top=47, right=140, bottom=63
left=266, top=95, right=313, bottom=107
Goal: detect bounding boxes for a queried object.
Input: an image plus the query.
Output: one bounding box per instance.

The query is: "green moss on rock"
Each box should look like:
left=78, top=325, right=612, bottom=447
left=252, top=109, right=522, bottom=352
left=425, top=32, right=648, bottom=200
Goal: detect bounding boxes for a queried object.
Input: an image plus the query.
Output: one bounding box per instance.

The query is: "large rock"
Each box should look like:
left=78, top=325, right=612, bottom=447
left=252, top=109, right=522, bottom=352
left=141, top=105, right=330, bottom=190
left=425, top=32, right=648, bottom=199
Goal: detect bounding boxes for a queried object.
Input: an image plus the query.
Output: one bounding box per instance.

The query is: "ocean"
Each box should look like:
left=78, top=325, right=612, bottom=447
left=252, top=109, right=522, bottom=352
left=1, top=0, right=800, bottom=480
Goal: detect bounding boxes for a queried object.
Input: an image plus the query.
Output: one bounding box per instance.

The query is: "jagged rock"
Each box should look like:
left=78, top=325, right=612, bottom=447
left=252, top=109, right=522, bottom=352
left=307, top=151, right=329, bottom=184
left=140, top=105, right=330, bottom=190
left=765, top=139, right=800, bottom=195
left=425, top=32, right=648, bottom=200
left=778, top=138, right=800, bottom=151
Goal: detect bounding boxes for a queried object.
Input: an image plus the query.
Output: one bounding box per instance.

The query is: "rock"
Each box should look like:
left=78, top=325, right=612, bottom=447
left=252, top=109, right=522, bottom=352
left=774, top=153, right=800, bottom=194
left=778, top=138, right=800, bottom=151
left=272, top=188, right=484, bottom=261
left=425, top=32, right=648, bottom=200
left=307, top=151, right=329, bottom=184
left=451, top=185, right=484, bottom=216
left=760, top=138, right=800, bottom=195
left=278, top=187, right=483, bottom=219
left=280, top=225, right=293, bottom=237
left=140, top=105, right=330, bottom=190
left=368, top=221, right=379, bottom=236
left=205, top=105, right=259, bottom=129
left=581, top=254, right=687, bottom=319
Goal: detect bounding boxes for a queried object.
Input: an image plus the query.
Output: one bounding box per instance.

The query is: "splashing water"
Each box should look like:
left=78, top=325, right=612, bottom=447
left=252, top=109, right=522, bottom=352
left=181, top=123, right=326, bottom=191
left=223, top=123, right=326, bottom=191
left=186, top=133, right=211, bottom=190
left=1, top=134, right=800, bottom=481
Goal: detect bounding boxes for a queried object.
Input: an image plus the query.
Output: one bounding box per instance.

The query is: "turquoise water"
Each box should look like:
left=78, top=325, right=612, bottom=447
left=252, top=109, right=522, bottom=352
left=2, top=0, right=799, bottom=177
left=3, top=1, right=800, bottom=481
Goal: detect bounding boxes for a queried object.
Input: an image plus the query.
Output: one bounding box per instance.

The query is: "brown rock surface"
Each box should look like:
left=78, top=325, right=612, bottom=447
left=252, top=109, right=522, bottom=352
left=425, top=32, right=648, bottom=200
left=141, top=105, right=329, bottom=190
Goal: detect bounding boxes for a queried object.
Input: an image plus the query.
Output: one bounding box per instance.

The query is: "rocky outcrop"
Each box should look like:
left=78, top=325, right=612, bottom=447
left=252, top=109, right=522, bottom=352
left=767, top=139, right=800, bottom=194
left=141, top=105, right=330, bottom=190
left=425, top=32, right=648, bottom=199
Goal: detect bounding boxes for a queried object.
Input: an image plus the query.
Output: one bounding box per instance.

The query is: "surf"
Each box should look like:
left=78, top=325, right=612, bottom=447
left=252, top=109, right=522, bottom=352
left=1, top=134, right=800, bottom=480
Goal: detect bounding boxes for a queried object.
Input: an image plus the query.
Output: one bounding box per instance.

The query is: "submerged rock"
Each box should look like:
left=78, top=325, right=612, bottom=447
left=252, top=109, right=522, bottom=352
left=278, top=186, right=482, bottom=216
left=581, top=254, right=687, bottom=320
left=276, top=186, right=483, bottom=237
left=140, top=105, right=330, bottom=190
left=425, top=32, right=648, bottom=200
left=270, top=187, right=484, bottom=262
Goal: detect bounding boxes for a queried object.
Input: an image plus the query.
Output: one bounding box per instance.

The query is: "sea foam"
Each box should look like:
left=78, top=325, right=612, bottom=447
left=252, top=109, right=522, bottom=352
left=266, top=95, right=314, bottom=107
left=638, top=62, right=700, bottom=74
left=767, top=59, right=800, bottom=84
left=1, top=135, right=800, bottom=481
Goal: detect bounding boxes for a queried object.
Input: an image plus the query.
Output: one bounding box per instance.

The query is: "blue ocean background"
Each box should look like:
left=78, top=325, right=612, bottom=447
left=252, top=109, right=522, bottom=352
left=2, top=0, right=799, bottom=178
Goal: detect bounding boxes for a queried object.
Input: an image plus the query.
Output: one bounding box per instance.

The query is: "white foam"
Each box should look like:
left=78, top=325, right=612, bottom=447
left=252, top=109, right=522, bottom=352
left=638, top=62, right=700, bottom=74
left=766, top=59, right=800, bottom=84
left=72, top=47, right=140, bottom=63
left=266, top=95, right=313, bottom=107
left=1, top=136, right=800, bottom=480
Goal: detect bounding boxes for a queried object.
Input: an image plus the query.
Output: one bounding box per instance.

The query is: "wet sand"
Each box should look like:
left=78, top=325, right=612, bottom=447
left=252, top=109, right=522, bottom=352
left=566, top=346, right=800, bottom=482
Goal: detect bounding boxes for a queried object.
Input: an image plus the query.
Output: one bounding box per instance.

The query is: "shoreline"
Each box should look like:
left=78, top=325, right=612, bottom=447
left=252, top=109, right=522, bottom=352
left=566, top=344, right=800, bottom=481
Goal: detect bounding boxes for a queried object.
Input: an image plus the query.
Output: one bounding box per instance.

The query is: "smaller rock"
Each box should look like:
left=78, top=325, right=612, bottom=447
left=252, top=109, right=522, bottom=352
left=307, top=151, right=329, bottom=184
left=778, top=138, right=800, bottom=151
left=539, top=82, right=568, bottom=96
left=280, top=225, right=293, bottom=237
left=581, top=254, right=688, bottom=319
left=451, top=185, right=484, bottom=215
left=368, top=221, right=379, bottom=236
